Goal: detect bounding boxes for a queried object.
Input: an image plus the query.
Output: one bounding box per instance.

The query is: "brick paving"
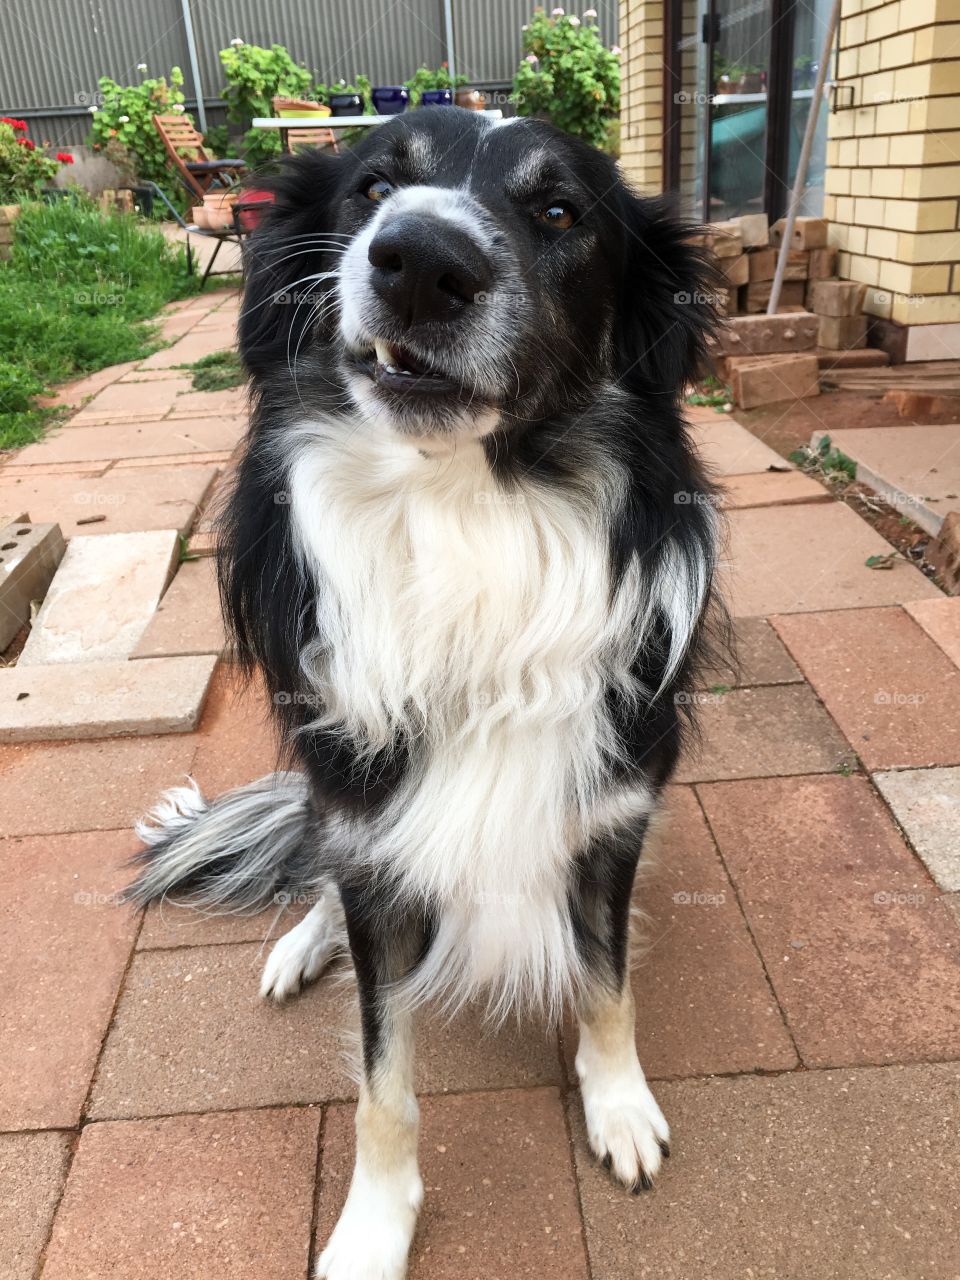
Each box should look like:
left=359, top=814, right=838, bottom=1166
left=2, top=315, right=959, bottom=1277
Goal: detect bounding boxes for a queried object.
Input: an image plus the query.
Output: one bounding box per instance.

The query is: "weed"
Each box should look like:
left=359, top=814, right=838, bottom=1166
left=181, top=348, right=245, bottom=392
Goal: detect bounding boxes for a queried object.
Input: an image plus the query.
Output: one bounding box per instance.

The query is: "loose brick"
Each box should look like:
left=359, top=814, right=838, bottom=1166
left=808, top=279, right=867, bottom=317
left=742, top=279, right=806, bottom=312
left=819, top=314, right=869, bottom=350
left=771, top=215, right=829, bottom=250
left=808, top=246, right=839, bottom=278
left=710, top=311, right=819, bottom=356
left=783, top=249, right=810, bottom=281
left=929, top=511, right=960, bottom=595
left=720, top=253, right=749, bottom=287
left=705, top=219, right=743, bottom=258
left=737, top=212, right=769, bottom=247
left=748, top=247, right=777, bottom=282
left=731, top=353, right=820, bottom=408
left=0, top=521, right=65, bottom=651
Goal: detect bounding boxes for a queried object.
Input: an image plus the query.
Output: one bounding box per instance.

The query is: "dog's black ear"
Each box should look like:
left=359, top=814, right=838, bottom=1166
left=613, top=189, right=720, bottom=400
left=238, top=149, right=349, bottom=378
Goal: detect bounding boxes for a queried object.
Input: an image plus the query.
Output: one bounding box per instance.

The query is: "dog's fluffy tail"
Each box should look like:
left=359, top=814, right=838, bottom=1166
left=125, top=771, right=319, bottom=912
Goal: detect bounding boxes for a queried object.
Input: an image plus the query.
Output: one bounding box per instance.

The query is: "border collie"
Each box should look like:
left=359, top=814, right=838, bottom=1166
left=129, top=107, right=723, bottom=1280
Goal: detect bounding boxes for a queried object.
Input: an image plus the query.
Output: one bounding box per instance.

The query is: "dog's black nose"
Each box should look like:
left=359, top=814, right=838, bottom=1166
left=368, top=215, right=492, bottom=327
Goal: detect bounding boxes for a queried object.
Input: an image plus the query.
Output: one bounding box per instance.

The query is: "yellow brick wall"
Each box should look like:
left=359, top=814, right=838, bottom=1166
left=618, top=0, right=665, bottom=193
left=827, top=0, right=960, bottom=325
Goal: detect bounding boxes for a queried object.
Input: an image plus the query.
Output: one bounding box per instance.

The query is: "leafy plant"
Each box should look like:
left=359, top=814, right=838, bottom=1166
left=202, top=124, right=240, bottom=159
left=512, top=9, right=620, bottom=151
left=0, top=118, right=71, bottom=200
left=789, top=434, right=856, bottom=481
left=219, top=40, right=312, bottom=169
left=0, top=196, right=201, bottom=450
left=404, top=63, right=467, bottom=106
left=88, top=67, right=189, bottom=187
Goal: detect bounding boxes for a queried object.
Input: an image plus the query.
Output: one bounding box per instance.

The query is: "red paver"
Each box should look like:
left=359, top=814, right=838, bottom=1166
left=573, top=1063, right=960, bottom=1280
left=42, top=1108, right=320, bottom=1280
left=0, top=830, right=139, bottom=1128
left=0, top=735, right=198, bottom=836
left=68, top=377, right=194, bottom=424
left=139, top=329, right=235, bottom=369
left=624, top=787, right=796, bottom=1078
left=37, top=361, right=140, bottom=411
left=318, top=1089, right=590, bottom=1280
left=903, top=595, right=960, bottom=668
left=12, top=417, right=246, bottom=467
left=772, top=606, right=960, bottom=769
left=698, top=774, right=960, bottom=1066
left=0, top=463, right=219, bottom=538
left=700, top=615, right=803, bottom=687
left=723, top=503, right=941, bottom=615
left=137, top=899, right=310, bottom=950
left=0, top=1131, right=72, bottom=1280
left=674, top=683, right=853, bottom=782
left=133, top=556, right=227, bottom=659
left=89, top=943, right=561, bottom=1120
left=168, top=387, right=247, bottom=419
left=189, top=668, right=280, bottom=795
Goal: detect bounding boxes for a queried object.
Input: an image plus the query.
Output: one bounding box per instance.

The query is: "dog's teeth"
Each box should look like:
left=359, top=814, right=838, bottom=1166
left=374, top=339, right=393, bottom=366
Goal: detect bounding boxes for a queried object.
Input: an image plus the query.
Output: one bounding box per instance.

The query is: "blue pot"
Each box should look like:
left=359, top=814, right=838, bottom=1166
left=372, top=86, right=409, bottom=115
left=420, top=89, right=453, bottom=107
left=328, top=93, right=362, bottom=117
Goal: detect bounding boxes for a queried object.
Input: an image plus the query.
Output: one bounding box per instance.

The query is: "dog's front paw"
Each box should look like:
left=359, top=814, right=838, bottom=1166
left=580, top=1065, right=670, bottom=1192
left=260, top=899, right=343, bottom=1002
left=316, top=1167, right=422, bottom=1280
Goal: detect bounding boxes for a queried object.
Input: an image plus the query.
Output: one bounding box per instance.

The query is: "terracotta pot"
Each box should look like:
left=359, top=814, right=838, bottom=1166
left=455, top=88, right=486, bottom=111
left=202, top=190, right=238, bottom=229
left=191, top=205, right=209, bottom=228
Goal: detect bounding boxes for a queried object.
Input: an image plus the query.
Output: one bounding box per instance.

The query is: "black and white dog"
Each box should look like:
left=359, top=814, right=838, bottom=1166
left=130, top=108, right=723, bottom=1279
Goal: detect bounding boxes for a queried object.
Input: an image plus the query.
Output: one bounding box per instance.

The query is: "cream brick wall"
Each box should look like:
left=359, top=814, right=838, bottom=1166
left=829, top=0, right=960, bottom=325
left=618, top=0, right=665, bottom=193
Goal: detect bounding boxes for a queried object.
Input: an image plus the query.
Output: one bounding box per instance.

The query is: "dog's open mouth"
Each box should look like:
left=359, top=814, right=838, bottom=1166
left=351, top=339, right=464, bottom=398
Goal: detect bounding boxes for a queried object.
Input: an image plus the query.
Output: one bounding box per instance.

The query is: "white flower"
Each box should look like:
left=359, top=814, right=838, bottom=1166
left=171, top=102, right=185, bottom=112
left=568, top=14, right=581, bottom=23
left=89, top=106, right=98, bottom=114
left=230, top=36, right=244, bottom=47
left=611, top=44, right=621, bottom=54
left=584, top=7, right=598, bottom=15
left=525, top=53, right=539, bottom=63
left=137, top=62, right=147, bottom=72
left=117, top=114, right=129, bottom=123
left=551, top=6, right=564, bottom=13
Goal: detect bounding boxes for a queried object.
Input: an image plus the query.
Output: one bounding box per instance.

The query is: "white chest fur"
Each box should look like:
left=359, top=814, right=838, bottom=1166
left=286, top=419, right=649, bottom=1015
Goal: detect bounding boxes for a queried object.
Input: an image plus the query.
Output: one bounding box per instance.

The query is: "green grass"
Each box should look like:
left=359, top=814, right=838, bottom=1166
left=0, top=196, right=205, bottom=451
left=181, top=348, right=245, bottom=392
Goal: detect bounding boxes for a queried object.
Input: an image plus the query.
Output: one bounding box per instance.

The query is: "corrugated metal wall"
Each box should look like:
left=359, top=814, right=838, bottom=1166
left=0, top=0, right=618, bottom=146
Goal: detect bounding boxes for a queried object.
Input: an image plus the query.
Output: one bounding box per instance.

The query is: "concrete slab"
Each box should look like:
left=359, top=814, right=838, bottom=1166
left=12, top=417, right=246, bottom=466
left=0, top=654, right=217, bottom=742
left=723, top=503, right=941, bottom=615
left=0, top=1132, right=72, bottom=1280
left=903, top=595, right=960, bottom=667
left=0, top=464, right=219, bottom=538
left=19, top=530, right=179, bottom=665
left=690, top=415, right=791, bottom=476
left=139, top=328, right=235, bottom=370
left=874, top=766, right=960, bottom=891
left=722, top=469, right=829, bottom=508
left=133, top=556, right=227, bottom=659
left=812, top=424, right=960, bottom=534
left=168, top=387, right=247, bottom=419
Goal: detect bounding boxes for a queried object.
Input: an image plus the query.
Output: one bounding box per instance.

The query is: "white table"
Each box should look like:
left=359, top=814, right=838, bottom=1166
left=252, top=109, right=503, bottom=148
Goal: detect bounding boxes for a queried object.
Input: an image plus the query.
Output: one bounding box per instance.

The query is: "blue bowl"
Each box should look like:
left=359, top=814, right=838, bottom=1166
left=421, top=89, right=453, bottom=107
left=372, top=86, right=409, bottom=115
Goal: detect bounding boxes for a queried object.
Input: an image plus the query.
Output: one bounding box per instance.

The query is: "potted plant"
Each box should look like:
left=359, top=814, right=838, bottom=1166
left=794, top=55, right=816, bottom=89
left=327, top=77, right=372, bottom=116
left=740, top=64, right=763, bottom=93
left=371, top=85, right=409, bottom=114
left=404, top=64, right=468, bottom=109
left=0, top=117, right=74, bottom=203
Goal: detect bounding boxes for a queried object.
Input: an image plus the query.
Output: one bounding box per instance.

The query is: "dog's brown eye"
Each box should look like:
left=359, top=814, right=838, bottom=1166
left=364, top=178, right=393, bottom=202
left=536, top=203, right=575, bottom=230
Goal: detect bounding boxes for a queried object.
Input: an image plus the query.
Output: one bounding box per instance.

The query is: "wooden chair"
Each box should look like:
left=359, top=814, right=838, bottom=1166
left=271, top=97, right=339, bottom=154
left=153, top=113, right=247, bottom=203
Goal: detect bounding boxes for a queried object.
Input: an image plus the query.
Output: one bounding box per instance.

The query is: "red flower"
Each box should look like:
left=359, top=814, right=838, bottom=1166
left=56, top=152, right=74, bottom=163
left=1, top=116, right=27, bottom=130
left=16, top=137, right=36, bottom=150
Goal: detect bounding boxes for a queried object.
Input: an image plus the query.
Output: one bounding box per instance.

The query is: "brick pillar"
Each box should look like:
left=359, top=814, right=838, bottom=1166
left=825, top=0, right=960, bottom=352
left=618, top=0, right=666, bottom=193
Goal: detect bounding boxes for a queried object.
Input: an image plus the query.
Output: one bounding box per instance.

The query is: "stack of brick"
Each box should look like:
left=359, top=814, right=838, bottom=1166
left=0, top=204, right=19, bottom=262
left=806, top=279, right=869, bottom=351
left=697, top=215, right=838, bottom=316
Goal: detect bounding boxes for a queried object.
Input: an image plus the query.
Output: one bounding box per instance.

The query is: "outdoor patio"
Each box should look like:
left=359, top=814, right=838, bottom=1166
left=2, top=293, right=959, bottom=1278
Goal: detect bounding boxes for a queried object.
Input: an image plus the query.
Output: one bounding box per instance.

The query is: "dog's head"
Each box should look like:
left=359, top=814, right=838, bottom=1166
left=240, top=109, right=716, bottom=440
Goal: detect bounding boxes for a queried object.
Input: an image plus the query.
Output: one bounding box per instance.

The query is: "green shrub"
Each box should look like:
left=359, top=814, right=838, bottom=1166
left=88, top=67, right=190, bottom=187
left=0, top=196, right=200, bottom=450
left=512, top=9, right=620, bottom=151
left=219, top=40, right=313, bottom=169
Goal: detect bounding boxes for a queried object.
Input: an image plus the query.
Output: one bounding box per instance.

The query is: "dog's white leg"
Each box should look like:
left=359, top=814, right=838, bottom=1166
left=575, top=982, right=670, bottom=1191
left=260, top=890, right=346, bottom=1002
left=317, top=1003, right=421, bottom=1280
